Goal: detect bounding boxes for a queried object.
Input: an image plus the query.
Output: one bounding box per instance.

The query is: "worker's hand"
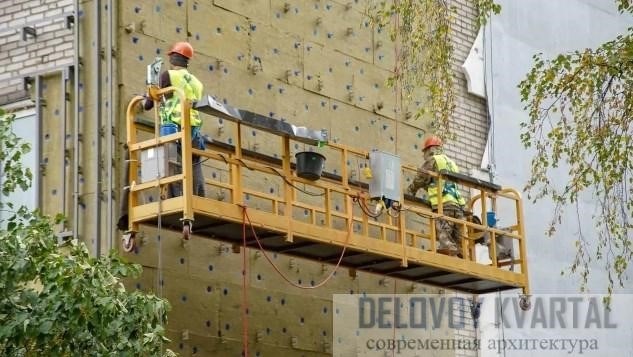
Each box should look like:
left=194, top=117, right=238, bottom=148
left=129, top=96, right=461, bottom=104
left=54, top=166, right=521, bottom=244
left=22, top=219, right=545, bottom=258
left=137, top=94, right=153, bottom=113
left=407, top=184, right=417, bottom=196
left=134, top=98, right=144, bottom=114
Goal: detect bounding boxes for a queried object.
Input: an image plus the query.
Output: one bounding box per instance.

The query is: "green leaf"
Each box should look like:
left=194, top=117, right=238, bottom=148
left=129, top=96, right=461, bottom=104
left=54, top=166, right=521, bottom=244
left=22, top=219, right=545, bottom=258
left=39, top=320, right=53, bottom=334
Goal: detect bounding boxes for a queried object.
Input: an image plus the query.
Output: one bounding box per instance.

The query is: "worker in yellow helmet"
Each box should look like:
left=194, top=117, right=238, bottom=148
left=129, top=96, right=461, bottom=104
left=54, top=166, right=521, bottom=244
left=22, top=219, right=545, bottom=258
left=407, top=135, right=466, bottom=255
left=144, top=41, right=205, bottom=198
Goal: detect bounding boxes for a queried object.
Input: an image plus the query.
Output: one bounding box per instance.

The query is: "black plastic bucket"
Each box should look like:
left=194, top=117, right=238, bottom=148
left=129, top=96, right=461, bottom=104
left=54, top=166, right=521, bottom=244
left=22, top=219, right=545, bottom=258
left=295, top=151, right=326, bottom=181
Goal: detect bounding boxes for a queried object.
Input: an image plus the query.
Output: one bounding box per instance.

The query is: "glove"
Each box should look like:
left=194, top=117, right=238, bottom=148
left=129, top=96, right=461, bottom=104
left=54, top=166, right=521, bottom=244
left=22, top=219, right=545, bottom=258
left=133, top=94, right=146, bottom=113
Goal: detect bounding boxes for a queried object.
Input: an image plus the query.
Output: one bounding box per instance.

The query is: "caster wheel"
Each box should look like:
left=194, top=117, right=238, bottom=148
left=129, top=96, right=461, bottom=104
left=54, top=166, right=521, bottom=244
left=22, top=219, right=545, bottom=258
left=122, top=233, right=136, bottom=253
left=519, top=294, right=531, bottom=311
left=182, top=222, right=191, bottom=241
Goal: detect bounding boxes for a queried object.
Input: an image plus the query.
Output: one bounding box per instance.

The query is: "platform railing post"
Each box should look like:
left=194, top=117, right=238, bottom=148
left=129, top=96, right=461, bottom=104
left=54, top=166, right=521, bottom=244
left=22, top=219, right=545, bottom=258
left=399, top=205, right=407, bottom=267
left=480, top=191, right=487, bottom=227
left=324, top=188, right=331, bottom=228
left=482, top=191, right=495, bottom=266
left=180, top=94, right=194, bottom=222
left=490, top=230, right=498, bottom=268
left=125, top=95, right=144, bottom=233
left=341, top=147, right=348, bottom=188
left=516, top=194, right=529, bottom=289
left=429, top=215, right=437, bottom=253
left=460, top=220, right=469, bottom=260
left=282, top=136, right=293, bottom=242
left=232, top=123, right=243, bottom=206
left=342, top=148, right=355, bottom=245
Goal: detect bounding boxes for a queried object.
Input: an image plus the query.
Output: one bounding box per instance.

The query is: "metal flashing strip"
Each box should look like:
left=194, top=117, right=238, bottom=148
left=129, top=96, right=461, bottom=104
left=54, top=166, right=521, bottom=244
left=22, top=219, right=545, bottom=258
left=195, top=95, right=328, bottom=145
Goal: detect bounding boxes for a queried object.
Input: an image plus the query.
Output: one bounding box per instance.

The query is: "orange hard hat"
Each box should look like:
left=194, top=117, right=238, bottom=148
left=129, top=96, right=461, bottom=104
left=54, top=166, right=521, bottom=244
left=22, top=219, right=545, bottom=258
left=167, top=41, right=194, bottom=59
left=422, top=136, right=442, bottom=150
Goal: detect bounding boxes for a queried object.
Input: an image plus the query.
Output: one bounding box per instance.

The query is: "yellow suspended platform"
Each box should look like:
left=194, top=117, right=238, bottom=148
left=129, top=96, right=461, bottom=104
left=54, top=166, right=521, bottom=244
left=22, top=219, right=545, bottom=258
left=123, top=88, right=530, bottom=301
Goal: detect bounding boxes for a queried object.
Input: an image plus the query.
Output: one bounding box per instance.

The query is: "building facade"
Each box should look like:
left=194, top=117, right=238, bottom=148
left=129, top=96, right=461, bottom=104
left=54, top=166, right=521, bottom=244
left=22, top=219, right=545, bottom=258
left=1, top=0, right=491, bottom=355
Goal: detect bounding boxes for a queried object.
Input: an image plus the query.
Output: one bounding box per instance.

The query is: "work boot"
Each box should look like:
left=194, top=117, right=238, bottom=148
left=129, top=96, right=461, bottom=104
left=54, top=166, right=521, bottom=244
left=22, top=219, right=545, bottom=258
left=437, top=243, right=459, bottom=256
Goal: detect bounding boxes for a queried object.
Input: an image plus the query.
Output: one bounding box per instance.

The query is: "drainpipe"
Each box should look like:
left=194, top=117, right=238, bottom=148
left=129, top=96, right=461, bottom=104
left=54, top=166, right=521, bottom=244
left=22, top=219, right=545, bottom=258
left=105, top=0, right=115, bottom=250
left=34, top=76, right=42, bottom=210
left=61, top=69, right=68, bottom=222
left=72, top=0, right=80, bottom=241
left=94, top=0, right=103, bottom=256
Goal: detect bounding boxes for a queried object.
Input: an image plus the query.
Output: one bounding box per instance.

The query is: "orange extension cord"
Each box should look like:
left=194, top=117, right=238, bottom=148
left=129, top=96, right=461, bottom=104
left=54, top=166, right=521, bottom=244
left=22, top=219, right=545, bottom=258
left=240, top=206, right=353, bottom=356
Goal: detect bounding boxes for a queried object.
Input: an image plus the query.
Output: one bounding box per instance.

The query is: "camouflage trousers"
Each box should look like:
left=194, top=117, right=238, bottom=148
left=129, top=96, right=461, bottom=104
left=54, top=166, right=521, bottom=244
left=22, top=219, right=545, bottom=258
left=435, top=205, right=464, bottom=252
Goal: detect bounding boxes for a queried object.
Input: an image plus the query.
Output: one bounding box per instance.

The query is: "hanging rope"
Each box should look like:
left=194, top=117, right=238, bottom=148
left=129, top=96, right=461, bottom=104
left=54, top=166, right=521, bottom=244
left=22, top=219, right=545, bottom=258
left=241, top=206, right=351, bottom=289
left=152, top=103, right=165, bottom=354
left=391, top=279, right=397, bottom=357
left=497, top=290, right=506, bottom=357
left=241, top=208, right=249, bottom=357
left=394, top=0, right=402, bottom=153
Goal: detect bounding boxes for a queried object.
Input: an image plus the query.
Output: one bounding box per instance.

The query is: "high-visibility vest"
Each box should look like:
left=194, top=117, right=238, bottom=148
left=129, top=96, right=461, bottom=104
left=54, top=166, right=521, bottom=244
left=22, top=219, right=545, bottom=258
left=427, top=154, right=466, bottom=207
left=159, top=69, right=203, bottom=127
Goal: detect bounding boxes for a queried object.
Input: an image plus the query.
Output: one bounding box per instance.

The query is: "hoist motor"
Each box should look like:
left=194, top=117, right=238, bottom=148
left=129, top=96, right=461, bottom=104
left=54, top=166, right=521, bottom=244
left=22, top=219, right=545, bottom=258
left=146, top=57, right=163, bottom=86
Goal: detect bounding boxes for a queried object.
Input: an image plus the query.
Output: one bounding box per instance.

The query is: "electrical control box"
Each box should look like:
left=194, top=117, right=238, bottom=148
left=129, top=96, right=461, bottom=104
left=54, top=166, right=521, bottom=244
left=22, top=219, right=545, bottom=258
left=368, top=150, right=401, bottom=202
left=140, top=143, right=179, bottom=183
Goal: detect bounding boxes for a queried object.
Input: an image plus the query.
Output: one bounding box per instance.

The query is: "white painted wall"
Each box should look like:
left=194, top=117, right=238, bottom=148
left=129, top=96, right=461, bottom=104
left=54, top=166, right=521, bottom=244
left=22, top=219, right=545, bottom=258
left=486, top=0, right=633, bottom=294
left=477, top=1, right=633, bottom=356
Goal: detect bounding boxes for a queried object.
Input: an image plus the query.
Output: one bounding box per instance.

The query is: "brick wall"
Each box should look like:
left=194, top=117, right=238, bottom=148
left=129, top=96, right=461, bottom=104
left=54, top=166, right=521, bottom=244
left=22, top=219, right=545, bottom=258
left=452, top=294, right=481, bottom=357
left=447, top=0, right=489, bottom=174
left=0, top=0, right=74, bottom=105
left=448, top=2, right=487, bottom=355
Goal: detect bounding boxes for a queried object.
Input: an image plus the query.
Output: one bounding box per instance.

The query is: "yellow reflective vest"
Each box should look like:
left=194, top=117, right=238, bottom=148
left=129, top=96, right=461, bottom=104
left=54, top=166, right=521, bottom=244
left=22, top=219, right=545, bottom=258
left=427, top=154, right=466, bottom=207
left=159, top=69, right=203, bottom=127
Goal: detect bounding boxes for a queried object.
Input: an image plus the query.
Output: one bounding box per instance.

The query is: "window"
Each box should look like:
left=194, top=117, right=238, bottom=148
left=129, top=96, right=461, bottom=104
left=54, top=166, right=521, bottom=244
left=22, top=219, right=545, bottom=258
left=0, top=108, right=39, bottom=224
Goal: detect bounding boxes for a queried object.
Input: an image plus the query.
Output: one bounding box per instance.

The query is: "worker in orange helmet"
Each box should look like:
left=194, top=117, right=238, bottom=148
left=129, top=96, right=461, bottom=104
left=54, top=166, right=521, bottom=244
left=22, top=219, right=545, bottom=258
left=144, top=41, right=205, bottom=198
left=407, top=135, right=466, bottom=256
left=117, top=41, right=204, bottom=231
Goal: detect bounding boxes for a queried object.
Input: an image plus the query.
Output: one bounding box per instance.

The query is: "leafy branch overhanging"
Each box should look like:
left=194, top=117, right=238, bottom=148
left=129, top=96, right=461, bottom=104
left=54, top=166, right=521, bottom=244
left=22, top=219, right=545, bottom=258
left=366, top=0, right=500, bottom=139
left=0, top=109, right=175, bottom=356
left=518, top=1, right=633, bottom=296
